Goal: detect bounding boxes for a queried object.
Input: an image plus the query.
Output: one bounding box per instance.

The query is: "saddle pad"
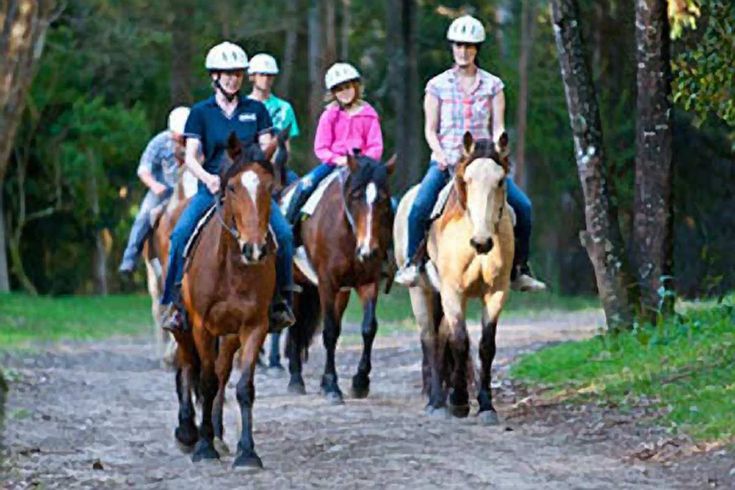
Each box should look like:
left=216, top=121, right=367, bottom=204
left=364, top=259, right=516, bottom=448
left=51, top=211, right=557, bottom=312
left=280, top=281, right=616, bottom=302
left=182, top=204, right=217, bottom=259
left=429, top=181, right=454, bottom=220
left=301, top=170, right=343, bottom=217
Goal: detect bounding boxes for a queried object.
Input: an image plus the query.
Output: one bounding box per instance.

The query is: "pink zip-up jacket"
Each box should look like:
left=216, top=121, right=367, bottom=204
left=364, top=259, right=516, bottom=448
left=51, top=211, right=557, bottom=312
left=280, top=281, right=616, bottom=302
left=314, top=102, right=384, bottom=165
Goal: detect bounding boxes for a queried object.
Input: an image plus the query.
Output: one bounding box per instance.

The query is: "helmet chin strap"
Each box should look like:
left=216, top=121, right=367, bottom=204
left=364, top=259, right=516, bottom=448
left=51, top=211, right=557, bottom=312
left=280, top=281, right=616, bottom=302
left=214, top=74, right=239, bottom=102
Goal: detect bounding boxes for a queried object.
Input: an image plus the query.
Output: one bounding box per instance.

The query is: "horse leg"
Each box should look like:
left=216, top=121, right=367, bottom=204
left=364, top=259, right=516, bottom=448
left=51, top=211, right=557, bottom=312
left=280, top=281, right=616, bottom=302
left=320, top=286, right=349, bottom=404
left=409, top=287, right=442, bottom=399
left=286, top=283, right=319, bottom=395
left=212, top=335, right=240, bottom=454
left=173, top=332, right=198, bottom=448
left=477, top=291, right=505, bottom=425
left=232, top=324, right=268, bottom=468
left=352, top=282, right=378, bottom=398
left=442, top=290, right=470, bottom=418
left=191, top=328, right=220, bottom=462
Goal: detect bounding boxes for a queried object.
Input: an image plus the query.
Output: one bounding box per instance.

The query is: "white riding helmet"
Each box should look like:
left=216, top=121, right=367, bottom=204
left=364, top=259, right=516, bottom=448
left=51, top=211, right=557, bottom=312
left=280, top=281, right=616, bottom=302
left=168, top=106, right=190, bottom=135
left=205, top=41, right=249, bottom=71
left=447, top=15, right=486, bottom=44
left=248, top=53, right=279, bottom=75
left=324, top=62, right=361, bottom=90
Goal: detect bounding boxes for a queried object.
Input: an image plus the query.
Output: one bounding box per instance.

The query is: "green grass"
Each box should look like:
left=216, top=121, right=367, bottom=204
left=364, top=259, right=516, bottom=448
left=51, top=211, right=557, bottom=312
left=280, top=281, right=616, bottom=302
left=511, top=296, right=735, bottom=443
left=342, top=286, right=599, bottom=330
left=0, top=293, right=152, bottom=349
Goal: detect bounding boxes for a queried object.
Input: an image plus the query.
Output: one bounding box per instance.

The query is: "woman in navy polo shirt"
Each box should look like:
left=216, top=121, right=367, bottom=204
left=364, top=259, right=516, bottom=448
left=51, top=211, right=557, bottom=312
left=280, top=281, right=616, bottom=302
left=160, top=41, right=295, bottom=333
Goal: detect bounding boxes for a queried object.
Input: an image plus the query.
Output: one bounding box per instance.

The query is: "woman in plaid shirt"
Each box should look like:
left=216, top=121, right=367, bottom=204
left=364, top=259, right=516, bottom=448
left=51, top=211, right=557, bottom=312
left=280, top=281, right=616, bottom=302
left=394, top=15, right=546, bottom=292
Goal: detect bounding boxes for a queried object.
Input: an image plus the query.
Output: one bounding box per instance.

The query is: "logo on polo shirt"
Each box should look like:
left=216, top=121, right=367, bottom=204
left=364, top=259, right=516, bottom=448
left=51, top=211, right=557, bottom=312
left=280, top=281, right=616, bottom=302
left=238, top=113, right=257, bottom=122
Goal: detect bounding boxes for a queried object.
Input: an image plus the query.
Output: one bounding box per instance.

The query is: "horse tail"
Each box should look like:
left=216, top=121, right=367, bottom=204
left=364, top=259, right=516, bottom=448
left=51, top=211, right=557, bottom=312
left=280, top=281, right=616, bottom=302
left=288, top=283, right=321, bottom=362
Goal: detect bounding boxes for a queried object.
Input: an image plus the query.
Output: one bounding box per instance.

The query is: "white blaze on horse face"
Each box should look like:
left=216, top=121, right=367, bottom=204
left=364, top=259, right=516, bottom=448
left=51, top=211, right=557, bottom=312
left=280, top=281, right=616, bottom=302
left=464, top=158, right=504, bottom=241
left=240, top=170, right=260, bottom=211
left=358, top=182, right=378, bottom=259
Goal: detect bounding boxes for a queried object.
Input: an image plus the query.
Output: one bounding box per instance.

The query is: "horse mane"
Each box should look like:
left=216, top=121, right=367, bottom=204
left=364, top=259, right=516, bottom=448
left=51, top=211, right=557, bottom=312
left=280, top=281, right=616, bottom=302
left=220, top=143, right=274, bottom=183
left=344, top=154, right=391, bottom=192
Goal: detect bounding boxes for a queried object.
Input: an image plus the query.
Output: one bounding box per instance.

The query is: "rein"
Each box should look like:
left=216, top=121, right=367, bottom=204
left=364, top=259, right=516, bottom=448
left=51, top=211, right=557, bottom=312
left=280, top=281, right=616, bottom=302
left=214, top=191, right=241, bottom=241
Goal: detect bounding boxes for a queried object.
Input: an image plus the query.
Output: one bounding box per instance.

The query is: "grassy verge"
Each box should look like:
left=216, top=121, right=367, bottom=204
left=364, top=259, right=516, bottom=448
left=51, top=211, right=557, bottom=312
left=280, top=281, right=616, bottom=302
left=511, top=295, right=735, bottom=444
left=0, top=293, right=152, bottom=349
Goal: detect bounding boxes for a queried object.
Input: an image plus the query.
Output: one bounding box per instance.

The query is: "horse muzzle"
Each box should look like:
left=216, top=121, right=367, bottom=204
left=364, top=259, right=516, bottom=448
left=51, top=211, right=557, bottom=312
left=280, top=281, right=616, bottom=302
left=240, top=240, right=269, bottom=264
left=470, top=236, right=494, bottom=254
left=356, top=244, right=379, bottom=263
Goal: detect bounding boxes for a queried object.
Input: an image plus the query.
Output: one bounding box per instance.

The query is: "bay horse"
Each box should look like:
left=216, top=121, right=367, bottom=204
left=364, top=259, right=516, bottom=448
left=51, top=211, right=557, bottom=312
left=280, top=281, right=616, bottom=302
left=285, top=153, right=396, bottom=404
left=172, top=133, right=278, bottom=468
left=393, top=132, right=513, bottom=424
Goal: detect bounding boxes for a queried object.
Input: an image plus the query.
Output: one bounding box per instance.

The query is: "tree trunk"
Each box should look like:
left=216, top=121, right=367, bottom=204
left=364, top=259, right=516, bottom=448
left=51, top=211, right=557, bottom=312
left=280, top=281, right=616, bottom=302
left=276, top=0, right=300, bottom=96
left=515, top=0, right=536, bottom=189
left=169, top=0, right=193, bottom=106
left=0, top=193, right=8, bottom=292
left=87, top=152, right=107, bottom=295
left=550, top=0, right=638, bottom=331
left=0, top=0, right=58, bottom=292
left=307, top=0, right=323, bottom=165
left=324, top=0, right=337, bottom=67
left=386, top=0, right=420, bottom=191
left=633, top=0, right=673, bottom=319
left=340, top=0, right=351, bottom=59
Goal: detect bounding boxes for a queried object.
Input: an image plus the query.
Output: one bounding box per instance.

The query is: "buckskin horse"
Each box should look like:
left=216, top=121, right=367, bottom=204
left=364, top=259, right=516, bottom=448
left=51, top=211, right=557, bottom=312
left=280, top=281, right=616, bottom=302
left=285, top=153, right=396, bottom=404
left=393, top=133, right=513, bottom=424
left=172, top=133, right=279, bottom=468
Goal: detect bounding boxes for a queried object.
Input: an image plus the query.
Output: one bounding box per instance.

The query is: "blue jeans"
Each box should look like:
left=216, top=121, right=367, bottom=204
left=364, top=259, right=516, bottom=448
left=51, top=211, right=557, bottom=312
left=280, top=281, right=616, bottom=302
left=270, top=199, right=294, bottom=292
left=120, top=189, right=171, bottom=270
left=298, top=162, right=335, bottom=195
left=161, top=189, right=294, bottom=305
left=405, top=162, right=533, bottom=265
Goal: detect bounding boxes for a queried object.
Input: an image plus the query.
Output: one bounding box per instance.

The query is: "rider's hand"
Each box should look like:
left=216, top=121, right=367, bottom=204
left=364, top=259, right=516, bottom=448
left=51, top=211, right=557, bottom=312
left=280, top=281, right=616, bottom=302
left=150, top=181, right=168, bottom=197
left=435, top=152, right=449, bottom=171
left=204, top=173, right=221, bottom=194
left=334, top=155, right=348, bottom=166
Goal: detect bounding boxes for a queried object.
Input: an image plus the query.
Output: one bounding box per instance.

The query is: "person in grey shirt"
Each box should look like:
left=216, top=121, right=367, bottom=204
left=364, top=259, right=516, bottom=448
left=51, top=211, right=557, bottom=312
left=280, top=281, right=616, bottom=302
left=119, top=106, right=189, bottom=273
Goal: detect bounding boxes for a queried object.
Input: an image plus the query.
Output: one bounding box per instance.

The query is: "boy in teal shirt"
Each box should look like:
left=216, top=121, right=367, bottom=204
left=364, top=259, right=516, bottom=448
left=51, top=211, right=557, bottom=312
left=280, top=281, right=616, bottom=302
left=248, top=53, right=300, bottom=371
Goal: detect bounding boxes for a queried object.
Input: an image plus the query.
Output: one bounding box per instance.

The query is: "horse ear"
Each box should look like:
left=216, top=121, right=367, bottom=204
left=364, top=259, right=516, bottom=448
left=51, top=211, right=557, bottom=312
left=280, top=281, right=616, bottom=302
left=280, top=124, right=292, bottom=143
left=462, top=131, right=475, bottom=157
left=495, top=132, right=510, bottom=172
left=346, top=153, right=358, bottom=172
left=385, top=154, right=397, bottom=175
left=227, top=132, right=242, bottom=160
left=263, top=136, right=278, bottom=162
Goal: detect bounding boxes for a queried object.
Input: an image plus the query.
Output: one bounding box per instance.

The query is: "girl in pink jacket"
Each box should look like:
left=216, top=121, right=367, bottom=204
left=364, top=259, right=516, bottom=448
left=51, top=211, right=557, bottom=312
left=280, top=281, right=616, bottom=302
left=284, top=62, right=384, bottom=224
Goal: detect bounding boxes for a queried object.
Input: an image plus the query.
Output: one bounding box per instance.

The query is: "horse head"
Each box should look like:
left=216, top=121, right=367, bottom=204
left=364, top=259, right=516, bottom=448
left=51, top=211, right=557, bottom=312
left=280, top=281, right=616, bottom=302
left=455, top=132, right=509, bottom=254
left=344, top=151, right=397, bottom=262
left=220, top=132, right=276, bottom=264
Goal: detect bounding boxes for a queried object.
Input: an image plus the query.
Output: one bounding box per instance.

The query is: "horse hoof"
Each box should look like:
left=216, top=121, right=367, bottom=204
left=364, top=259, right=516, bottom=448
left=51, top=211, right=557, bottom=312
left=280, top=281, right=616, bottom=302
left=425, top=406, right=449, bottom=419
left=287, top=381, right=306, bottom=395
left=214, top=437, right=230, bottom=455
left=351, top=375, right=370, bottom=399
left=324, top=391, right=344, bottom=405
left=233, top=451, right=263, bottom=469
left=174, top=425, right=198, bottom=448
left=191, top=440, right=220, bottom=462
left=478, top=409, right=500, bottom=426
left=449, top=404, right=470, bottom=418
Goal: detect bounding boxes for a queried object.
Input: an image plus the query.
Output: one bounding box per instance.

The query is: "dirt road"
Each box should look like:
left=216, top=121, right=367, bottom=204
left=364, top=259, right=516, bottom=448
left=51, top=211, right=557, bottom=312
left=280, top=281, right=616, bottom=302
left=0, top=311, right=713, bottom=488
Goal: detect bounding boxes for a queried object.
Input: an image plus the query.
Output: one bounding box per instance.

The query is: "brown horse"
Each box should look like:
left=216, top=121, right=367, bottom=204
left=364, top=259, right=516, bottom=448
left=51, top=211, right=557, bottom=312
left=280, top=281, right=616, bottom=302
left=393, top=133, right=513, bottom=424
left=172, top=134, right=278, bottom=468
left=285, top=153, right=396, bottom=404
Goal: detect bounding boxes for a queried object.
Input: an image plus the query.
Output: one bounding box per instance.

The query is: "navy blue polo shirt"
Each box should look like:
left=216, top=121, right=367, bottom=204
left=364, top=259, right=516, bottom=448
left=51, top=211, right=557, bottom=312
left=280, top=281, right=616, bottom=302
left=184, top=95, right=273, bottom=174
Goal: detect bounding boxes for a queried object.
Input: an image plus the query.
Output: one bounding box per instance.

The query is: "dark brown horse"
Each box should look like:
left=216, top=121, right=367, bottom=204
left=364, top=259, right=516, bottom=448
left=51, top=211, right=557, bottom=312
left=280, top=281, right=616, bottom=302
left=172, top=134, right=278, bottom=468
left=285, top=153, right=396, bottom=404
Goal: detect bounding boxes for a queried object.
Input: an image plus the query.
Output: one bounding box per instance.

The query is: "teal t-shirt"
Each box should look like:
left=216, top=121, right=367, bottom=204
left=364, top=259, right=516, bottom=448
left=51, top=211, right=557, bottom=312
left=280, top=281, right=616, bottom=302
left=263, top=95, right=300, bottom=139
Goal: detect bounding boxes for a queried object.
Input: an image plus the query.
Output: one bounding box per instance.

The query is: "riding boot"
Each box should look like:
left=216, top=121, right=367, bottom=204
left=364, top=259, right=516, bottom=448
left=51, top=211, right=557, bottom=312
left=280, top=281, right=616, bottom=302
left=269, top=289, right=296, bottom=333
left=284, top=185, right=311, bottom=225
left=161, top=289, right=187, bottom=333
left=511, top=263, right=547, bottom=293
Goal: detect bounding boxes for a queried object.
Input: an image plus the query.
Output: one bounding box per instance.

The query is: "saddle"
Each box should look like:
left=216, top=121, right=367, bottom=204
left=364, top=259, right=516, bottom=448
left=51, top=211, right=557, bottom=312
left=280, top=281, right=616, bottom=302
left=278, top=169, right=344, bottom=220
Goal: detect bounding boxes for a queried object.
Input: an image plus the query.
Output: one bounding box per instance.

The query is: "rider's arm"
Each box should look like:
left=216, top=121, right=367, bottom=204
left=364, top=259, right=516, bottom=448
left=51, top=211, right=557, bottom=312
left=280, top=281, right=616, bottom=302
left=314, top=109, right=338, bottom=164
left=491, top=89, right=506, bottom=142
left=258, top=131, right=273, bottom=151
left=424, top=93, right=447, bottom=168
left=363, top=112, right=384, bottom=161
left=136, top=133, right=167, bottom=194
left=184, top=138, right=208, bottom=182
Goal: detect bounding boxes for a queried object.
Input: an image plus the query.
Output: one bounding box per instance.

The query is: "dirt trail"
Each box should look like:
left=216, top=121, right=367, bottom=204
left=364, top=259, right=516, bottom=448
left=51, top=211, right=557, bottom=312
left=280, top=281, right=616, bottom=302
left=0, top=311, right=702, bottom=488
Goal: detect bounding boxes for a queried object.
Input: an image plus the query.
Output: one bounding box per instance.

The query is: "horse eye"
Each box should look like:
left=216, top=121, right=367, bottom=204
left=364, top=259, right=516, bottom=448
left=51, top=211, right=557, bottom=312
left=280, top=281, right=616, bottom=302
left=498, top=179, right=505, bottom=187
left=227, top=184, right=235, bottom=192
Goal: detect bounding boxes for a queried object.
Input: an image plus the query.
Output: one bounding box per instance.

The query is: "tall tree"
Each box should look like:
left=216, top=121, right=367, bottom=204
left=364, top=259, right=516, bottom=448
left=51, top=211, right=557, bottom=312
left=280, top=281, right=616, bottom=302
left=277, top=0, right=300, bottom=96
left=550, top=0, right=639, bottom=330
left=515, top=0, right=537, bottom=189
left=340, top=0, right=351, bottom=59
left=633, top=0, right=674, bottom=319
left=307, top=0, right=323, bottom=165
left=169, top=0, right=194, bottom=106
left=0, top=0, right=59, bottom=292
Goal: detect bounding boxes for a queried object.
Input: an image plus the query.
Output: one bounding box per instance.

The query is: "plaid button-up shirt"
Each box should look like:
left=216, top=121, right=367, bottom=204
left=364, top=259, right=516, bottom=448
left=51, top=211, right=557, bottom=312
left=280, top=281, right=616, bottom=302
left=426, top=67, right=505, bottom=167
left=137, top=131, right=179, bottom=188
